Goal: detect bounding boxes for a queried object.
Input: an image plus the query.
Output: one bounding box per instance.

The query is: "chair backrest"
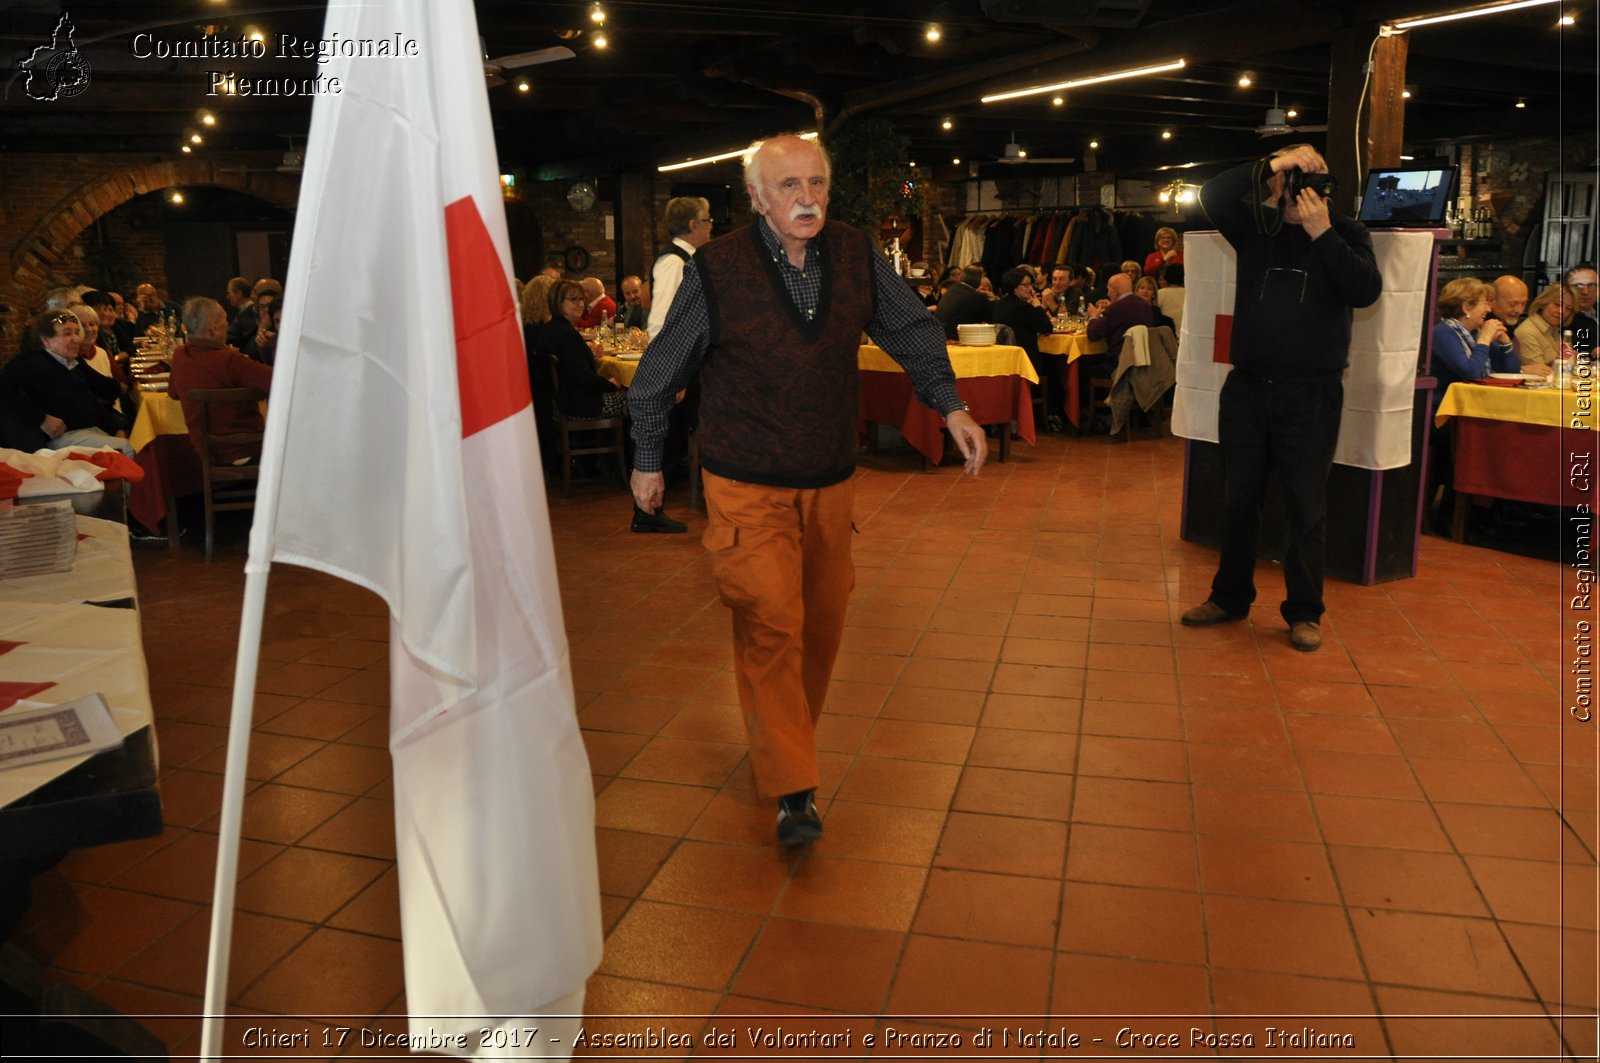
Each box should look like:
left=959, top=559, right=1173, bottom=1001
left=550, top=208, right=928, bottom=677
left=186, top=387, right=266, bottom=472
left=992, top=323, right=1017, bottom=346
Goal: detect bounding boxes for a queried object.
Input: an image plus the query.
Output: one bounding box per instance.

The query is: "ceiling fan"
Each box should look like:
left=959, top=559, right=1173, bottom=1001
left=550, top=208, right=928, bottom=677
left=219, top=136, right=305, bottom=175
left=1255, top=91, right=1326, bottom=137
left=482, top=42, right=575, bottom=88
left=993, top=132, right=1075, bottom=165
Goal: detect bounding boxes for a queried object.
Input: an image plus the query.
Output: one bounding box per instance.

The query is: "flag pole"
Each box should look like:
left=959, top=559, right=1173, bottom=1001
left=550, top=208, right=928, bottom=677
left=199, top=566, right=273, bottom=1060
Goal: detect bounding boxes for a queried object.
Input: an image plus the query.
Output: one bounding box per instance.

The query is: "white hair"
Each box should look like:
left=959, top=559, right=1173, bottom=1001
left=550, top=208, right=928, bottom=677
left=742, top=133, right=831, bottom=204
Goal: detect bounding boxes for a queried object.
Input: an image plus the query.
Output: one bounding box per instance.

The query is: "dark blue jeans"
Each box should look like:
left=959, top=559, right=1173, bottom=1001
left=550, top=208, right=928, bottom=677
left=1209, top=370, right=1343, bottom=625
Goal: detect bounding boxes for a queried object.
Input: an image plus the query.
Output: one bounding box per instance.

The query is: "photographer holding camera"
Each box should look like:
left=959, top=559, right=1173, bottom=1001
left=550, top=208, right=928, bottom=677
left=1182, top=144, right=1383, bottom=652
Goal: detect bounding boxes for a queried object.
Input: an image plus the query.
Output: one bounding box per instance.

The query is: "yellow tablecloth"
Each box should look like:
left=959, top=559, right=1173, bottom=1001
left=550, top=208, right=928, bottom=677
left=597, top=355, right=641, bottom=388
left=1435, top=382, right=1597, bottom=430
left=858, top=343, right=1039, bottom=384
left=127, top=392, right=188, bottom=452
left=1038, top=332, right=1104, bottom=360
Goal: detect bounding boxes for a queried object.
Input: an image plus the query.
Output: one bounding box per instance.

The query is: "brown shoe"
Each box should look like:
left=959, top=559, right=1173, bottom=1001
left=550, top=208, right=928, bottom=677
left=1289, top=621, right=1322, bottom=652
left=1180, top=600, right=1247, bottom=627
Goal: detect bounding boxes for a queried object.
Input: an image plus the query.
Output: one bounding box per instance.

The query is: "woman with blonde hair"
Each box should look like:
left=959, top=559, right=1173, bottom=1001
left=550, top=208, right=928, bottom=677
left=1144, top=226, right=1182, bottom=276
left=1514, top=282, right=1574, bottom=372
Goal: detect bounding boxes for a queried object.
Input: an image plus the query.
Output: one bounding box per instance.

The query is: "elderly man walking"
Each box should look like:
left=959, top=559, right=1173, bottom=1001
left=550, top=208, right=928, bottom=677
left=628, top=134, right=986, bottom=847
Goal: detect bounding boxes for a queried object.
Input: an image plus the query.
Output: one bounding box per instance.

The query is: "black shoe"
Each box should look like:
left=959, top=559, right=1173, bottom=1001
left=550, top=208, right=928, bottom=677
left=631, top=505, right=687, bottom=533
left=776, top=790, right=823, bottom=848
left=128, top=520, right=165, bottom=542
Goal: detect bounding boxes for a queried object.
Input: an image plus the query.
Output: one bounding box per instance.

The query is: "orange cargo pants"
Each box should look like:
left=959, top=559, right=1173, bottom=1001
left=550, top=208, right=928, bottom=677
left=700, top=470, right=855, bottom=799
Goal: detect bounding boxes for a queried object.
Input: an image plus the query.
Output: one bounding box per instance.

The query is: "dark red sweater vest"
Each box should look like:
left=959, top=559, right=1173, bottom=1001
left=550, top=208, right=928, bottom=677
left=693, top=222, right=875, bottom=489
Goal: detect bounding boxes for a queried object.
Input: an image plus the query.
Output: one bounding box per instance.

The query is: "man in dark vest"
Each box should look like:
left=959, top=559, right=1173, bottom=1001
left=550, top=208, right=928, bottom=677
left=628, top=134, right=986, bottom=847
left=647, top=195, right=713, bottom=340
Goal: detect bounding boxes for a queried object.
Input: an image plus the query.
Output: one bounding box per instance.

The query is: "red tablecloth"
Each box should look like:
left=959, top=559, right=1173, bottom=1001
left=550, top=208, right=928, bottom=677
left=129, top=435, right=201, bottom=532
left=1450, top=418, right=1594, bottom=508
left=858, top=344, right=1037, bottom=466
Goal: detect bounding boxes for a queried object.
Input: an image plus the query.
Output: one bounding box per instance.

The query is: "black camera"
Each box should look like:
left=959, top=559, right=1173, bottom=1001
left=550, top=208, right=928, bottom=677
left=1285, top=169, right=1338, bottom=198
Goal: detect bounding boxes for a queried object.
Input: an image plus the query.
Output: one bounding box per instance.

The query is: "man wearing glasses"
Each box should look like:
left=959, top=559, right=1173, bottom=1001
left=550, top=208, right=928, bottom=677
left=1565, top=264, right=1598, bottom=351
left=0, top=308, right=134, bottom=456
left=1182, top=144, right=1382, bottom=653
left=647, top=196, right=713, bottom=340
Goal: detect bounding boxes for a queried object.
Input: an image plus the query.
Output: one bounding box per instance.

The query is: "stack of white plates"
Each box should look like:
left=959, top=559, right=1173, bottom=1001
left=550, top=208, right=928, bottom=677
left=956, top=323, right=997, bottom=346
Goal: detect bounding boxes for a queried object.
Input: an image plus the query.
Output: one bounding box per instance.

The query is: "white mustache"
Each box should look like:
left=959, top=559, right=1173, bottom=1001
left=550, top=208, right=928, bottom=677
left=789, top=204, right=820, bottom=221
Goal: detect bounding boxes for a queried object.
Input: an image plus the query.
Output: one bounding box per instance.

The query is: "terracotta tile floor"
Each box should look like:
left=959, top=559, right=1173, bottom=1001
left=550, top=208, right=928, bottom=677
left=10, top=430, right=1596, bottom=1060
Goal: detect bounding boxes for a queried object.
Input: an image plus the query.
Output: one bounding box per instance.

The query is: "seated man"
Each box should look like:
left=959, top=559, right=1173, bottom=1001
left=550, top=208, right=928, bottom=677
left=168, top=297, right=273, bottom=465
left=573, top=277, right=618, bottom=329
left=933, top=265, right=991, bottom=339
left=1084, top=271, right=1153, bottom=378
left=0, top=308, right=133, bottom=455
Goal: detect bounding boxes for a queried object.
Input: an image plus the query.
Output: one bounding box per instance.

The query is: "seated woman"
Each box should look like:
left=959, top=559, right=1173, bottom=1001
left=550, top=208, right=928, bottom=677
left=1425, top=277, right=1519, bottom=532
left=520, top=275, right=559, bottom=462
left=1135, top=275, right=1175, bottom=332
left=991, top=266, right=1054, bottom=379
left=537, top=279, right=626, bottom=420
left=1514, top=282, right=1574, bottom=374
left=1430, top=277, right=1518, bottom=397
left=1143, top=226, right=1183, bottom=278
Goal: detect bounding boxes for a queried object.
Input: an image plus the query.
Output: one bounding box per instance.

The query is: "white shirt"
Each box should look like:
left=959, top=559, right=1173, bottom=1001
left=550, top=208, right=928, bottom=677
left=647, top=236, right=698, bottom=340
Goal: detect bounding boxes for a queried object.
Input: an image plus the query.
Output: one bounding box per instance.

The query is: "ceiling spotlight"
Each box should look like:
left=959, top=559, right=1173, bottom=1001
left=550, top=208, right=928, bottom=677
left=592, top=31, right=608, bottom=49
left=909, top=160, right=917, bottom=167
left=925, top=23, right=942, bottom=42
left=1018, top=149, right=1028, bottom=158
left=243, top=25, right=264, bottom=43
left=1401, top=87, right=1412, bottom=98
left=1158, top=188, right=1172, bottom=203
left=1161, top=129, right=1173, bottom=140
left=180, top=144, right=192, bottom=154
left=1177, top=187, right=1196, bottom=204
left=1052, top=95, right=1064, bottom=106
left=1238, top=72, right=1254, bottom=87
left=1559, top=13, right=1575, bottom=23
left=1515, top=97, right=1527, bottom=107
left=1089, top=138, right=1099, bottom=149
left=952, top=157, right=961, bottom=164
left=197, top=110, right=216, bottom=126
left=1285, top=107, right=1299, bottom=118
left=169, top=191, right=185, bottom=204
left=941, top=118, right=953, bottom=130
left=589, top=2, right=606, bottom=24
left=189, top=131, right=203, bottom=144
left=517, top=79, right=531, bottom=92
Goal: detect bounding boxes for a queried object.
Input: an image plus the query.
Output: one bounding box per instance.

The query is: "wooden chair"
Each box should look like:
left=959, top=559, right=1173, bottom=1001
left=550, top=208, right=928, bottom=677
left=549, top=361, right=627, bottom=494
left=187, top=387, right=267, bottom=561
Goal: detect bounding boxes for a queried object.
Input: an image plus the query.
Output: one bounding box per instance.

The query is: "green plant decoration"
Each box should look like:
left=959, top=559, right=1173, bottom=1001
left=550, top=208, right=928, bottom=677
left=825, top=117, right=927, bottom=235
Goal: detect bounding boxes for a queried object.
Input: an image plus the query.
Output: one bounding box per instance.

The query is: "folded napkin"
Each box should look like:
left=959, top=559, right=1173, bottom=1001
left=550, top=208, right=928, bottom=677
left=0, top=446, right=145, bottom=501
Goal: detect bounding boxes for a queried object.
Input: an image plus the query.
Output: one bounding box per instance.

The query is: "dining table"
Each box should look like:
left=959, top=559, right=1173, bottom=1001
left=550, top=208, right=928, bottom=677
left=597, top=352, right=642, bottom=388
left=1434, top=380, right=1598, bottom=541
left=858, top=342, right=1039, bottom=465
left=0, top=506, right=161, bottom=858
left=126, top=390, right=199, bottom=548
left=1038, top=330, right=1106, bottom=429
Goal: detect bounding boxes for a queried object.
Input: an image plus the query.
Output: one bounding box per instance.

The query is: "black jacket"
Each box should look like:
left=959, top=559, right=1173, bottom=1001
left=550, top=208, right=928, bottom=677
left=933, top=282, right=992, bottom=340
left=0, top=348, right=126, bottom=449
left=1200, top=160, right=1382, bottom=380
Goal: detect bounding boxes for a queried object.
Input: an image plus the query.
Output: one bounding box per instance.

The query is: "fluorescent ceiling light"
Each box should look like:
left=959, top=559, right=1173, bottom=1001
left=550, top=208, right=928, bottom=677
left=981, top=58, right=1185, bottom=104
left=659, top=131, right=818, bottom=172
left=1390, top=0, right=1560, bottom=31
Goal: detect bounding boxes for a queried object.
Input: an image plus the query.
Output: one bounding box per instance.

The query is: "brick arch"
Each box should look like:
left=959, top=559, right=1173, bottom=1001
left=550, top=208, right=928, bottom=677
left=2, top=159, right=300, bottom=354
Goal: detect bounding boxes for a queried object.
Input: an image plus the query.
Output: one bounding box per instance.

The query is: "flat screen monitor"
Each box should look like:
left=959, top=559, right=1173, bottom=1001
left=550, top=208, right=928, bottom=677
left=1357, top=166, right=1457, bottom=227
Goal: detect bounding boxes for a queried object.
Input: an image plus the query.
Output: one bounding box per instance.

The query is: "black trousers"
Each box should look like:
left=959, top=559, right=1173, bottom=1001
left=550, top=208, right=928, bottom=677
left=1209, top=370, right=1344, bottom=625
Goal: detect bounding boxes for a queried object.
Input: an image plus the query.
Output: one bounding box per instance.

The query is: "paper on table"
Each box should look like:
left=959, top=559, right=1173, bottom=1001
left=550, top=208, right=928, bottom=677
left=0, top=693, right=123, bottom=772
